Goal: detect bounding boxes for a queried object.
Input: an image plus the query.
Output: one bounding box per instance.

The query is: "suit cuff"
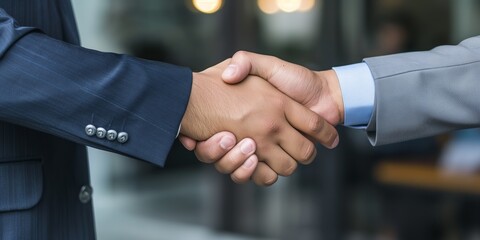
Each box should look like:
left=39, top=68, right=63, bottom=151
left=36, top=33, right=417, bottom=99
left=332, top=63, right=375, bottom=127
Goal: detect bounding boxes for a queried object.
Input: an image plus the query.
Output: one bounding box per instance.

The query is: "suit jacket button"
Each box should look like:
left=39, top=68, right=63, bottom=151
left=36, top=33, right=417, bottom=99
left=85, top=124, right=96, bottom=136
left=79, top=185, right=93, bottom=204
left=107, top=130, right=118, bottom=141
left=96, top=127, right=107, bottom=138
left=117, top=132, right=129, bottom=143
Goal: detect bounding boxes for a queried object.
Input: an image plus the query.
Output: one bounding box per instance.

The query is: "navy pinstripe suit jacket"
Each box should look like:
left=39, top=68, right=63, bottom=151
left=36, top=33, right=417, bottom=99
left=0, top=0, right=192, bottom=239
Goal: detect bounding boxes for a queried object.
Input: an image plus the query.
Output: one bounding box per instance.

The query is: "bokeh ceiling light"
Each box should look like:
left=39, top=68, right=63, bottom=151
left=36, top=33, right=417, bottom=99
left=275, top=0, right=302, bottom=13
left=258, top=0, right=280, bottom=14
left=298, top=0, right=316, bottom=12
left=192, top=0, right=223, bottom=14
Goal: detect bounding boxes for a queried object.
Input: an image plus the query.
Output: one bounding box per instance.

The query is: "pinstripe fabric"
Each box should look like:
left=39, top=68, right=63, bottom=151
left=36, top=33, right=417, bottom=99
left=0, top=0, right=193, bottom=239
left=0, top=160, right=42, bottom=211
left=0, top=0, right=79, bottom=44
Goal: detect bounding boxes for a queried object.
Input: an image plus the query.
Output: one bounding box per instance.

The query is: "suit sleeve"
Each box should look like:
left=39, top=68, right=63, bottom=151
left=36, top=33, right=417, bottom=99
left=0, top=9, right=192, bottom=166
left=363, top=36, right=480, bottom=146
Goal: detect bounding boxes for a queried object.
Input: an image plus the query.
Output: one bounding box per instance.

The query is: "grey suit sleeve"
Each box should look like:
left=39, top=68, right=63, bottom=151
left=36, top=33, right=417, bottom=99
left=363, top=36, right=480, bottom=145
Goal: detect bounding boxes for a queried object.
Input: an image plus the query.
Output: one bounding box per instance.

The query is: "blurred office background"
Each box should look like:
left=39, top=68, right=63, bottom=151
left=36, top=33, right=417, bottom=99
left=70, top=0, right=480, bottom=239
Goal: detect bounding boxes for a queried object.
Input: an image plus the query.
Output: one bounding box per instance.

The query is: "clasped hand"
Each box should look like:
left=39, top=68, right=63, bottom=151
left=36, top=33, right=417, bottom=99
left=179, top=53, right=344, bottom=186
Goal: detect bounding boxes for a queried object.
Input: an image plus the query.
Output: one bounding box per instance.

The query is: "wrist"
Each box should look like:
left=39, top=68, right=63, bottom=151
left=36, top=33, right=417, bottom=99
left=180, top=72, right=200, bottom=138
left=314, top=70, right=344, bottom=124
left=180, top=71, right=226, bottom=141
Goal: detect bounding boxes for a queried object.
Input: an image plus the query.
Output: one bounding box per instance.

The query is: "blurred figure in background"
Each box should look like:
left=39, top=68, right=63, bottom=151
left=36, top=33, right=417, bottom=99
left=368, top=11, right=416, bottom=56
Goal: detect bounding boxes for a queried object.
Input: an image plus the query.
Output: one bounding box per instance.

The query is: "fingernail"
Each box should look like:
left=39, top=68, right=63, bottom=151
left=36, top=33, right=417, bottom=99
left=330, top=136, right=339, bottom=149
left=222, top=64, right=237, bottom=79
left=240, top=140, right=255, bottom=155
left=243, top=157, right=256, bottom=169
left=219, top=136, right=235, bottom=150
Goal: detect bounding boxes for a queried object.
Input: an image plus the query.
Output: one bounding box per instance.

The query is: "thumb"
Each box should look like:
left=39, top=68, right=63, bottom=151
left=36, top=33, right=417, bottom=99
left=221, top=51, right=254, bottom=84
left=222, top=51, right=289, bottom=87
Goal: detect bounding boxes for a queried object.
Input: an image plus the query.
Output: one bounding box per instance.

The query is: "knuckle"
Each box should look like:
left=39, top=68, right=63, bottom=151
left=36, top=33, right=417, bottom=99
left=299, top=141, right=316, bottom=164
left=231, top=172, right=249, bottom=184
left=234, top=50, right=247, bottom=57
left=261, top=118, right=281, bottom=135
left=262, top=174, right=278, bottom=186
left=256, top=142, right=270, bottom=154
left=253, top=167, right=278, bottom=186
left=214, top=162, right=231, bottom=174
left=308, top=115, right=325, bottom=133
left=270, top=56, right=280, bottom=62
left=265, top=55, right=280, bottom=65
left=233, top=51, right=249, bottom=63
left=279, top=160, right=297, bottom=177
left=206, top=148, right=223, bottom=162
left=323, top=129, right=338, bottom=148
left=194, top=151, right=216, bottom=164
left=329, top=131, right=337, bottom=144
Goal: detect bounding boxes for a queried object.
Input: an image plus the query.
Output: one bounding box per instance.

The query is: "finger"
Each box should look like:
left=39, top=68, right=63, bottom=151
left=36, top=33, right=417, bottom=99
left=284, top=100, right=339, bottom=149
left=194, top=132, right=237, bottom=164
left=178, top=135, right=197, bottom=151
left=278, top=127, right=317, bottom=165
left=230, top=155, right=258, bottom=184
left=251, top=162, right=278, bottom=186
left=214, top=138, right=256, bottom=174
left=257, top=144, right=298, bottom=177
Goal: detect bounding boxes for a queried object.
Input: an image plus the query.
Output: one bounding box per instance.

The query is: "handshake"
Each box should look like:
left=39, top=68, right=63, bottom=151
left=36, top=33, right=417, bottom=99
left=178, top=51, right=344, bottom=186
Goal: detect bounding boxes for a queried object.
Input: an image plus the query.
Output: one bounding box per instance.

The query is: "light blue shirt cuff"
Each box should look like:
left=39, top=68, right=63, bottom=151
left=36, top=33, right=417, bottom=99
left=332, top=63, right=374, bottom=127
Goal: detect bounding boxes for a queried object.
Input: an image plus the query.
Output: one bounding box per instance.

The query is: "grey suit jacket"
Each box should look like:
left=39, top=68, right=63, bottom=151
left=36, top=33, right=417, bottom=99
left=364, top=36, right=480, bottom=145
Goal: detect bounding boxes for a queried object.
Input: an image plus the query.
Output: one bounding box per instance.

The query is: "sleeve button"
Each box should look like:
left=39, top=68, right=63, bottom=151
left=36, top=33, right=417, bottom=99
left=85, top=124, right=96, bottom=136
left=107, top=130, right=118, bottom=141
left=96, top=127, right=107, bottom=138
left=117, top=132, right=129, bottom=143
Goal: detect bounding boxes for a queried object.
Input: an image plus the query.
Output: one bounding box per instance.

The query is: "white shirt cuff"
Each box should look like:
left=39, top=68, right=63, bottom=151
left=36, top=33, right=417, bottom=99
left=176, top=124, right=181, bottom=138
left=332, top=62, right=375, bottom=127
